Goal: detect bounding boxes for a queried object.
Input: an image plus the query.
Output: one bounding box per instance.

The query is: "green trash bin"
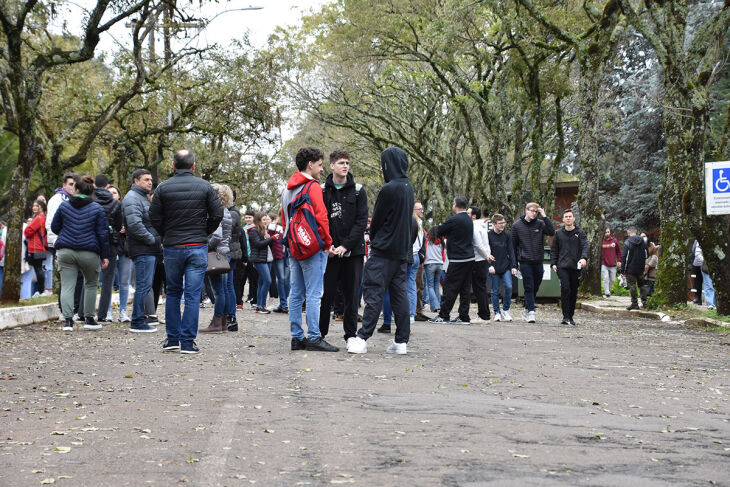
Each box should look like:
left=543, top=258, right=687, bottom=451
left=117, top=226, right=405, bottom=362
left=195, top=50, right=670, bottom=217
left=517, top=246, right=561, bottom=299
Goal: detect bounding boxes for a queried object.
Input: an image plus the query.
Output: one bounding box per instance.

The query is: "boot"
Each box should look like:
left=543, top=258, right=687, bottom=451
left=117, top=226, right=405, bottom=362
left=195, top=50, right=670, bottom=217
left=200, top=315, right=225, bottom=334
left=227, top=315, right=238, bottom=332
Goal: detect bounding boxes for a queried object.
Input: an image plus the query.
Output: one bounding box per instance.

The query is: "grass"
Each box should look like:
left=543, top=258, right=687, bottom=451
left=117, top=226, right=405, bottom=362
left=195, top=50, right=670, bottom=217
left=701, top=309, right=730, bottom=324
left=0, top=294, right=57, bottom=309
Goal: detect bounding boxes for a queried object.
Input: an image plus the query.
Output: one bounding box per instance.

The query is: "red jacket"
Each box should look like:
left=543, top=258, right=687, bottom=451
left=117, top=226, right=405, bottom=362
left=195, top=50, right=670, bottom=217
left=601, top=235, right=622, bottom=267
left=24, top=214, right=47, bottom=253
left=280, top=172, right=332, bottom=251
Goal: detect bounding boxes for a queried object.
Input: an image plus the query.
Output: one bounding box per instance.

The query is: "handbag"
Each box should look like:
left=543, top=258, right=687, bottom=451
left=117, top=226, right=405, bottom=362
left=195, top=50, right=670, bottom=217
left=206, top=251, right=230, bottom=275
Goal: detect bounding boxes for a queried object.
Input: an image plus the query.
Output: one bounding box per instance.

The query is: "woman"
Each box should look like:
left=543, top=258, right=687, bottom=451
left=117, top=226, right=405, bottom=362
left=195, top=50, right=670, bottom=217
left=24, top=199, right=49, bottom=296
left=423, top=226, right=444, bottom=313
left=268, top=215, right=289, bottom=313
left=249, top=212, right=274, bottom=314
left=200, top=184, right=233, bottom=333
left=645, top=243, right=658, bottom=296
left=51, top=175, right=110, bottom=331
left=226, top=187, right=242, bottom=331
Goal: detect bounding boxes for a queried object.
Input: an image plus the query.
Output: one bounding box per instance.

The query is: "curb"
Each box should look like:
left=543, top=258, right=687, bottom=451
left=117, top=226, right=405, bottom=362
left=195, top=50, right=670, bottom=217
left=0, top=294, right=131, bottom=331
left=578, top=302, right=671, bottom=322
left=684, top=317, right=730, bottom=329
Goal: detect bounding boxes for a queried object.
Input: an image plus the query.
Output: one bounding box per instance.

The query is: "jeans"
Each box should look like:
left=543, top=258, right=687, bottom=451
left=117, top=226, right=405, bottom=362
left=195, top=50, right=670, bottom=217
left=601, top=265, right=617, bottom=295
left=424, top=263, right=442, bottom=311
left=288, top=251, right=327, bottom=342
left=116, top=254, right=131, bottom=314
left=407, top=253, right=419, bottom=316
left=254, top=262, right=272, bottom=310
left=273, top=258, right=290, bottom=308
left=519, top=262, right=544, bottom=312
left=556, top=267, right=579, bottom=320
left=701, top=270, right=715, bottom=307
left=131, top=255, right=157, bottom=327
left=490, top=269, right=512, bottom=313
left=97, top=245, right=119, bottom=319
left=164, top=244, right=207, bottom=343
left=0, top=266, right=3, bottom=297
left=225, top=260, right=238, bottom=316
left=210, top=254, right=232, bottom=317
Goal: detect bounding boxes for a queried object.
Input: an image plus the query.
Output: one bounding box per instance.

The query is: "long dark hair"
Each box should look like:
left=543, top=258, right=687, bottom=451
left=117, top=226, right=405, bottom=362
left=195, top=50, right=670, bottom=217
left=253, top=212, right=268, bottom=236
left=427, top=226, right=441, bottom=245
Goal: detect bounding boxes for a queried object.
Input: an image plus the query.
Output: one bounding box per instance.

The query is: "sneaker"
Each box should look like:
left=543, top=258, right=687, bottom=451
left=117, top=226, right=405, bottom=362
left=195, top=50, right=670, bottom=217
left=410, top=316, right=415, bottom=323
left=493, top=313, right=502, bottom=322
left=305, top=337, right=339, bottom=352
left=250, top=303, right=258, bottom=310
left=32, top=291, right=41, bottom=298
left=256, top=307, right=271, bottom=314
left=105, top=311, right=114, bottom=321
left=377, top=324, right=391, bottom=333
left=604, top=294, right=611, bottom=299
left=502, top=310, right=513, bottom=322
left=236, top=304, right=243, bottom=310
left=560, top=318, right=570, bottom=325
left=227, top=316, right=239, bottom=332
left=347, top=336, right=367, bottom=354
left=41, top=290, right=53, bottom=297
left=203, top=298, right=212, bottom=306
left=521, top=310, right=530, bottom=322
left=386, top=340, right=407, bottom=355
left=569, top=318, right=577, bottom=326
left=471, top=317, right=486, bottom=324
left=162, top=338, right=180, bottom=351
left=146, top=315, right=160, bottom=326
left=273, top=306, right=288, bottom=313
left=84, top=317, right=102, bottom=330
left=414, top=313, right=429, bottom=322
left=73, top=313, right=84, bottom=323
left=448, top=318, right=470, bottom=325
left=119, top=311, right=131, bottom=323
left=334, top=314, right=344, bottom=322
left=708, top=305, right=716, bottom=310
left=291, top=337, right=308, bottom=350
left=61, top=318, right=74, bottom=332
left=428, top=316, right=446, bottom=323
left=129, top=323, right=157, bottom=333
left=626, top=303, right=639, bottom=310
left=180, top=341, right=199, bottom=354
left=528, top=311, right=536, bottom=323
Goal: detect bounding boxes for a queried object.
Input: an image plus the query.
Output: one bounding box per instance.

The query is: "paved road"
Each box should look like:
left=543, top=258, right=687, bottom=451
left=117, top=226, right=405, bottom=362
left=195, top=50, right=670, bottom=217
left=1, top=303, right=728, bottom=486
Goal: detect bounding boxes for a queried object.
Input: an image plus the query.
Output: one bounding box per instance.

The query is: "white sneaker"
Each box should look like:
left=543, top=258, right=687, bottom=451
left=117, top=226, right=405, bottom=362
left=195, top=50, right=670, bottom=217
left=41, top=290, right=53, bottom=297
left=386, top=340, right=407, bottom=355
left=61, top=325, right=73, bottom=332
left=347, top=336, right=367, bottom=354
left=471, top=317, right=486, bottom=324
left=493, top=312, right=502, bottom=322
left=32, top=291, right=41, bottom=298
left=522, top=310, right=530, bottom=322
left=528, top=310, right=536, bottom=323
left=105, top=311, right=114, bottom=321
left=119, top=311, right=130, bottom=323
left=502, top=310, right=513, bottom=322
left=72, top=313, right=83, bottom=323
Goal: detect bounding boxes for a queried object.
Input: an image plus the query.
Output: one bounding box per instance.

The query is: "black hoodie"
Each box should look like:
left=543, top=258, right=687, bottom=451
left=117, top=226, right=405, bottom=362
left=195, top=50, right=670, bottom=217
left=621, top=235, right=648, bottom=275
left=93, top=187, right=123, bottom=245
left=369, top=147, right=415, bottom=261
left=322, top=172, right=368, bottom=256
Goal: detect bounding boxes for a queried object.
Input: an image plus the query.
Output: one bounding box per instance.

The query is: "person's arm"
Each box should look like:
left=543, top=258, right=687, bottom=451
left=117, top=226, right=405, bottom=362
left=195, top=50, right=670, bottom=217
left=341, top=187, right=368, bottom=252
left=50, top=205, right=64, bottom=236
left=474, top=225, right=490, bottom=260
left=579, top=230, right=589, bottom=262
left=621, top=244, right=629, bottom=274
left=614, top=238, right=622, bottom=267
left=24, top=215, right=41, bottom=239
left=124, top=198, right=157, bottom=245
left=205, top=185, right=224, bottom=236
left=437, top=215, right=455, bottom=238
left=95, top=206, right=111, bottom=260
left=542, top=216, right=555, bottom=236
left=309, top=182, right=332, bottom=251
left=249, top=229, right=272, bottom=248
left=550, top=231, right=559, bottom=270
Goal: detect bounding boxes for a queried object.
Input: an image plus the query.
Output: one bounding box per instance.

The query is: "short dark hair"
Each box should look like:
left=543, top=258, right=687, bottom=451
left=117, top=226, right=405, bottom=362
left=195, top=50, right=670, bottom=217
left=245, top=209, right=256, bottom=217
left=454, top=195, right=468, bottom=209
left=76, top=175, right=95, bottom=196
left=231, top=188, right=237, bottom=202
left=95, top=174, right=110, bottom=188
left=62, top=171, right=77, bottom=184
left=491, top=213, right=505, bottom=224
left=329, top=149, right=351, bottom=164
left=563, top=208, right=573, bottom=215
left=132, top=168, right=151, bottom=183
left=469, top=206, right=482, bottom=219
left=173, top=150, right=195, bottom=170
left=295, top=147, right=324, bottom=171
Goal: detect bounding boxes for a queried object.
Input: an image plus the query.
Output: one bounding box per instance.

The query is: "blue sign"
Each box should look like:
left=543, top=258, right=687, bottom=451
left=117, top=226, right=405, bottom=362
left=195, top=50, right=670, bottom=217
left=713, top=168, right=730, bottom=193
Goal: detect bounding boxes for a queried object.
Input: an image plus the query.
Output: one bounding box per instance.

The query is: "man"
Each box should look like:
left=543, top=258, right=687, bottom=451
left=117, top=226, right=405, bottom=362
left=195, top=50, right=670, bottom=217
left=621, top=227, right=649, bottom=310
left=487, top=214, right=517, bottom=322
left=601, top=227, right=621, bottom=298
left=242, top=209, right=258, bottom=307
left=467, top=206, right=491, bottom=323
left=318, top=149, right=368, bottom=345
left=512, top=202, right=555, bottom=323
left=411, top=202, right=429, bottom=321
left=280, top=147, right=338, bottom=352
left=150, top=150, right=223, bottom=353
left=123, top=169, right=162, bottom=333
left=348, top=147, right=414, bottom=355
left=550, top=209, right=589, bottom=325
left=428, top=196, right=474, bottom=325
left=93, top=174, right=124, bottom=322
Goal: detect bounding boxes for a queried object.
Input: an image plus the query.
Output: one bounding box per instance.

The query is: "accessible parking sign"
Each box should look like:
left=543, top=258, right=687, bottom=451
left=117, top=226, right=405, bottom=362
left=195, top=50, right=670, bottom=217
left=706, top=161, right=730, bottom=215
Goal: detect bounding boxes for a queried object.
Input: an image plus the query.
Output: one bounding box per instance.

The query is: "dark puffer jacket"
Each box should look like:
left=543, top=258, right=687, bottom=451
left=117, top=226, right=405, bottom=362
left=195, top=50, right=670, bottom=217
left=228, top=205, right=243, bottom=260
left=122, top=185, right=161, bottom=258
left=150, top=169, right=223, bottom=247
left=512, top=215, right=555, bottom=264
left=51, top=196, right=110, bottom=259
left=621, top=235, right=648, bottom=275
left=248, top=228, right=272, bottom=263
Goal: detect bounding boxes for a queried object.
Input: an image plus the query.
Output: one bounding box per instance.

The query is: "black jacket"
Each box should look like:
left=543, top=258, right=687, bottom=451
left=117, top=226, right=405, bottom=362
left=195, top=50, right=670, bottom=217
left=488, top=230, right=516, bottom=274
left=621, top=235, right=648, bottom=275
left=229, top=205, right=243, bottom=261
left=369, top=147, right=415, bottom=261
left=122, top=185, right=161, bottom=258
left=150, top=169, right=223, bottom=247
left=322, top=173, right=368, bottom=256
left=248, top=228, right=272, bottom=263
left=550, top=226, right=589, bottom=269
left=512, top=215, right=555, bottom=264
left=93, top=187, right=123, bottom=246
left=437, top=211, right=474, bottom=261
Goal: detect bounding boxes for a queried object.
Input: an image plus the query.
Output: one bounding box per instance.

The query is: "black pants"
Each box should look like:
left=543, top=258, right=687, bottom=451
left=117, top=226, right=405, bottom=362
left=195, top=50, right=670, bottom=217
left=30, top=256, right=46, bottom=292
left=97, top=245, right=119, bottom=319
left=439, top=261, right=473, bottom=322
left=151, top=255, right=165, bottom=313
left=358, top=255, right=410, bottom=343
left=626, top=273, right=648, bottom=305
left=472, top=260, right=491, bottom=320
left=556, top=267, right=579, bottom=319
left=692, top=265, right=702, bottom=302
left=319, top=255, right=364, bottom=341
left=245, top=263, right=258, bottom=301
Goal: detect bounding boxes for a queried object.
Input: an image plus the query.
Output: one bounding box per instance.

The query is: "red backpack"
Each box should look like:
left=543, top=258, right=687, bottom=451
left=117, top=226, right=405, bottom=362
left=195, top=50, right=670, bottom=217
left=283, top=181, right=325, bottom=260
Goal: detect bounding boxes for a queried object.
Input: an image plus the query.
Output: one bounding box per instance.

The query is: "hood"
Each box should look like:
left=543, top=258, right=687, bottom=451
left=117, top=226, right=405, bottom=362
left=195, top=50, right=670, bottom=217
left=69, top=195, right=94, bottom=209
left=55, top=187, right=70, bottom=198
left=520, top=215, right=537, bottom=225
left=380, top=147, right=408, bottom=182
left=93, top=187, right=114, bottom=205
left=626, top=235, right=644, bottom=248
left=287, top=171, right=316, bottom=190
left=324, top=172, right=355, bottom=189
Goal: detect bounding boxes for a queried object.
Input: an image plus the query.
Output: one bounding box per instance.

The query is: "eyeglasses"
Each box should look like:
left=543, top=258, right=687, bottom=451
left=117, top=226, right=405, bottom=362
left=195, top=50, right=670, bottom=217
left=526, top=209, right=538, bottom=213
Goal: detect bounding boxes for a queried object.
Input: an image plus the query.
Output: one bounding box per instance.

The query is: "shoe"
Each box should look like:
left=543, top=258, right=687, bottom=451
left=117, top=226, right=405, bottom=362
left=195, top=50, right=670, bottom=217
left=528, top=311, right=536, bottom=323
left=357, top=314, right=362, bottom=322
left=493, top=313, right=502, bottom=322
left=227, top=316, right=238, bottom=332
left=347, top=336, right=367, bottom=354
left=448, top=318, right=470, bottom=325
left=146, top=315, right=160, bottom=326
left=569, top=318, right=577, bottom=326
left=626, top=303, right=639, bottom=310
left=428, top=316, right=446, bottom=323
left=291, top=337, right=308, bottom=350
left=471, top=317, right=487, bottom=324
left=386, top=340, right=407, bottom=355
left=162, top=338, right=180, bottom=351
left=250, top=303, right=258, bottom=310
left=84, top=317, right=102, bottom=330
left=522, top=310, right=529, bottom=322
left=32, top=291, right=41, bottom=298
left=560, top=318, right=570, bottom=325
left=377, top=324, right=391, bottom=333
left=105, top=311, right=114, bottom=321
left=97, top=317, right=111, bottom=323
left=72, top=313, right=84, bottom=323
left=502, top=310, right=513, bottom=322
left=334, top=314, right=344, bottom=322
left=129, top=323, right=157, bottom=333
left=273, top=306, right=288, bottom=313
left=236, top=304, right=243, bottom=310
left=414, top=313, right=429, bottom=322
left=200, top=315, right=225, bottom=334
left=119, top=311, right=130, bottom=322
left=708, top=305, right=716, bottom=310
left=203, top=298, right=212, bottom=306
left=410, top=316, right=415, bottom=323
left=640, top=302, right=647, bottom=309
left=180, top=341, right=200, bottom=354
left=305, top=337, right=340, bottom=352
left=256, top=307, right=271, bottom=314
left=41, top=290, right=53, bottom=297
left=61, top=318, right=74, bottom=332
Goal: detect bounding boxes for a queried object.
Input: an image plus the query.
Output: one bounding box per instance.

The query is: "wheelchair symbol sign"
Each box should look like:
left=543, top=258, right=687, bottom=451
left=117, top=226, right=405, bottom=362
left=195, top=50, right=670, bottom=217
left=714, top=169, right=730, bottom=193
left=707, top=162, right=730, bottom=215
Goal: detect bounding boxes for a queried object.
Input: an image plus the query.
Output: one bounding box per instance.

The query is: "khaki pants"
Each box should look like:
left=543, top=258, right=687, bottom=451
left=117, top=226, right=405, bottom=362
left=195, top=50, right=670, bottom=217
left=57, top=249, right=100, bottom=319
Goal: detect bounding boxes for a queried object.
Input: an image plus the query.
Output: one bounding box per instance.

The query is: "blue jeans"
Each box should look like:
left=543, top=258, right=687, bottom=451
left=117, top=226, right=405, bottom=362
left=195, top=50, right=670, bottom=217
left=210, top=253, right=231, bottom=317
left=273, top=258, right=290, bottom=308
left=254, top=262, right=272, bottom=309
left=424, top=263, right=442, bottom=311
left=163, top=244, right=207, bottom=343
left=407, top=253, right=419, bottom=316
left=701, top=270, right=715, bottom=307
left=225, top=260, right=237, bottom=316
left=132, top=255, right=157, bottom=327
left=490, top=270, right=513, bottom=313
left=519, top=262, right=544, bottom=312
left=0, top=266, right=4, bottom=297
left=288, top=251, right=327, bottom=342
left=116, top=254, right=131, bottom=314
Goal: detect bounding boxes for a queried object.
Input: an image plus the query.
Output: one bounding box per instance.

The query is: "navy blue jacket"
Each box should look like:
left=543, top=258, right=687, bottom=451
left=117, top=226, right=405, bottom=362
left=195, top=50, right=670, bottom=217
left=51, top=196, right=110, bottom=259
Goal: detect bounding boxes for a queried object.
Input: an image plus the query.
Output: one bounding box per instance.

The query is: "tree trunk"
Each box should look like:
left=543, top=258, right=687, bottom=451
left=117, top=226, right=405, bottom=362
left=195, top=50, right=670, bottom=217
left=1, top=161, right=33, bottom=302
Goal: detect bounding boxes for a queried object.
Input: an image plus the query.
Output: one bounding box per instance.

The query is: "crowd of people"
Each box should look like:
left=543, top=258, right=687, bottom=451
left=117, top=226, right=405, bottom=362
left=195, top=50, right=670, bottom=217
left=0, top=146, right=717, bottom=355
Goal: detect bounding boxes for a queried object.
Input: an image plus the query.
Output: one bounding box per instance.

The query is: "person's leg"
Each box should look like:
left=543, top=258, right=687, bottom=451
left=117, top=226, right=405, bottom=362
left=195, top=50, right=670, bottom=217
left=97, top=246, right=118, bottom=319
left=288, top=257, right=306, bottom=340
left=56, top=249, right=78, bottom=319
left=626, top=274, right=639, bottom=305
left=274, top=258, right=289, bottom=309
left=457, top=262, right=474, bottom=322
left=416, top=262, right=424, bottom=315
left=520, top=263, right=536, bottom=312
left=210, top=273, right=227, bottom=317
left=388, top=260, right=410, bottom=344
left=601, top=265, right=610, bottom=295
left=532, top=262, right=545, bottom=301
left=490, top=272, right=502, bottom=315
left=302, top=252, right=327, bottom=342
left=247, top=264, right=258, bottom=302
left=501, top=270, right=513, bottom=311
left=44, top=253, right=53, bottom=292
left=131, top=255, right=156, bottom=328
left=31, top=258, right=45, bottom=293
left=117, top=254, right=131, bottom=316
left=151, top=256, right=165, bottom=313
left=556, top=268, right=572, bottom=320
left=234, top=260, right=246, bottom=306
left=607, top=266, right=617, bottom=291
left=225, top=259, right=237, bottom=317
left=406, top=253, right=419, bottom=317
left=163, top=246, right=184, bottom=342
left=568, top=269, right=580, bottom=319
left=357, top=256, right=389, bottom=340
left=341, top=255, right=362, bottom=341
left=77, top=251, right=101, bottom=319
left=701, top=271, right=715, bottom=307
left=693, top=265, right=703, bottom=303
left=181, top=245, right=208, bottom=343
left=318, top=257, right=342, bottom=339
left=74, top=271, right=84, bottom=317
left=254, top=262, right=272, bottom=310
left=472, top=261, right=490, bottom=320
left=0, top=265, right=4, bottom=298
left=382, top=289, right=392, bottom=325
left=438, top=266, right=462, bottom=320
left=638, top=274, right=649, bottom=306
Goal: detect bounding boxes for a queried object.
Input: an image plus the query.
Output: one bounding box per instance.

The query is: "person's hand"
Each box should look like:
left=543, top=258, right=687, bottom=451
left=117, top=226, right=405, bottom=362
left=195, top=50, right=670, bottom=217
left=334, top=245, right=347, bottom=257
left=552, top=265, right=557, bottom=272
left=120, top=226, right=126, bottom=234
left=578, top=258, right=587, bottom=268
left=538, top=207, right=546, bottom=218
left=621, top=273, right=625, bottom=278
left=488, top=266, right=496, bottom=275
left=101, top=258, right=109, bottom=270
left=488, top=254, right=495, bottom=262
left=511, top=268, right=518, bottom=276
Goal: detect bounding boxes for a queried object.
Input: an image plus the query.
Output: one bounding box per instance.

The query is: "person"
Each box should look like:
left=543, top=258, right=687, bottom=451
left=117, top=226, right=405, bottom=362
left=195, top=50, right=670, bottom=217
left=692, top=240, right=716, bottom=310
left=601, top=226, right=622, bottom=298
left=512, top=202, right=555, bottom=323
left=50, top=175, right=110, bottom=331
left=242, top=210, right=258, bottom=307
left=249, top=212, right=275, bottom=314
left=150, top=150, right=224, bottom=353
left=487, top=214, right=517, bottom=322
left=467, top=206, right=491, bottom=324
left=427, top=196, right=474, bottom=325
left=412, top=201, right=428, bottom=321
left=268, top=216, right=289, bottom=314
left=318, top=149, right=369, bottom=344
left=280, top=147, right=338, bottom=352
left=123, top=169, right=162, bottom=333
left=646, top=242, right=658, bottom=296
left=109, top=185, right=131, bottom=322
left=226, top=190, right=243, bottom=331
left=621, top=227, right=649, bottom=310
left=550, top=209, right=588, bottom=325
left=423, top=226, right=444, bottom=314
left=92, top=174, right=124, bottom=322
left=347, top=147, right=414, bottom=355
left=46, top=173, right=78, bottom=307
left=24, top=199, right=49, bottom=296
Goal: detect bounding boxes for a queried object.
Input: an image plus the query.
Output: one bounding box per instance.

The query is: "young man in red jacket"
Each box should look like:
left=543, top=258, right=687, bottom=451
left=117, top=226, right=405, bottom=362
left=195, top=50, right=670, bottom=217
left=280, top=147, right=338, bottom=352
left=601, top=226, right=622, bottom=298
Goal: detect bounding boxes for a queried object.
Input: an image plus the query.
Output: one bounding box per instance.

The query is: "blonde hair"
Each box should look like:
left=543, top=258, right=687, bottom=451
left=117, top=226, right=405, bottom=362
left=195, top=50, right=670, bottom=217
left=525, top=202, right=539, bottom=211
left=212, top=183, right=233, bottom=207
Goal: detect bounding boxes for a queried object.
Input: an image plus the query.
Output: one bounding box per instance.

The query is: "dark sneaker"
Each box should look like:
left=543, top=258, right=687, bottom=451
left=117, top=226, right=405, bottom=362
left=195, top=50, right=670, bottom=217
left=305, top=338, right=339, bottom=352
left=449, top=318, right=470, bottom=325
left=130, top=323, right=158, bottom=333
left=162, top=338, right=180, bottom=352
left=227, top=317, right=239, bottom=332
left=273, top=306, right=288, bottom=313
left=291, top=337, right=308, bottom=350
left=569, top=318, right=577, bottom=326
left=560, top=319, right=570, bottom=325
left=84, top=316, right=102, bottom=330
left=256, top=307, right=271, bottom=314
left=146, top=315, right=160, bottom=326
left=414, top=313, right=429, bottom=322
left=61, top=318, right=74, bottom=332
left=428, top=316, right=446, bottom=323
left=626, top=303, right=639, bottom=310
left=377, top=324, right=391, bottom=333
left=180, top=341, right=199, bottom=354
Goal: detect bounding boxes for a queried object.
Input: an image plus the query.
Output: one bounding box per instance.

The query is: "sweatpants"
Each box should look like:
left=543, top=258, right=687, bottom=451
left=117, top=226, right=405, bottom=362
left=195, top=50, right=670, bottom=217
left=319, top=255, right=363, bottom=341
left=472, top=260, right=491, bottom=320
left=57, top=249, right=100, bottom=320
left=556, top=267, right=580, bottom=320
left=358, top=255, right=410, bottom=344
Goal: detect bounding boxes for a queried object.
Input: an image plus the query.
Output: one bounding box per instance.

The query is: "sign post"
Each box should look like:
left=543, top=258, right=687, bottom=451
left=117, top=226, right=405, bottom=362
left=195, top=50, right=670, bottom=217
left=705, top=161, right=730, bottom=215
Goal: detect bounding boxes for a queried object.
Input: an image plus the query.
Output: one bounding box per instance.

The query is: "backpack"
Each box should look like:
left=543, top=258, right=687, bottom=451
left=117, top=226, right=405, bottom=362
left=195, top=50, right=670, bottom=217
left=282, top=180, right=325, bottom=260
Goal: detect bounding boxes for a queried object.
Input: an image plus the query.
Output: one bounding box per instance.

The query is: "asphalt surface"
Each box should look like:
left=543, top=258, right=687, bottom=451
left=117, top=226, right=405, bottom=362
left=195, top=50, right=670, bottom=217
left=1, top=301, right=728, bottom=486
